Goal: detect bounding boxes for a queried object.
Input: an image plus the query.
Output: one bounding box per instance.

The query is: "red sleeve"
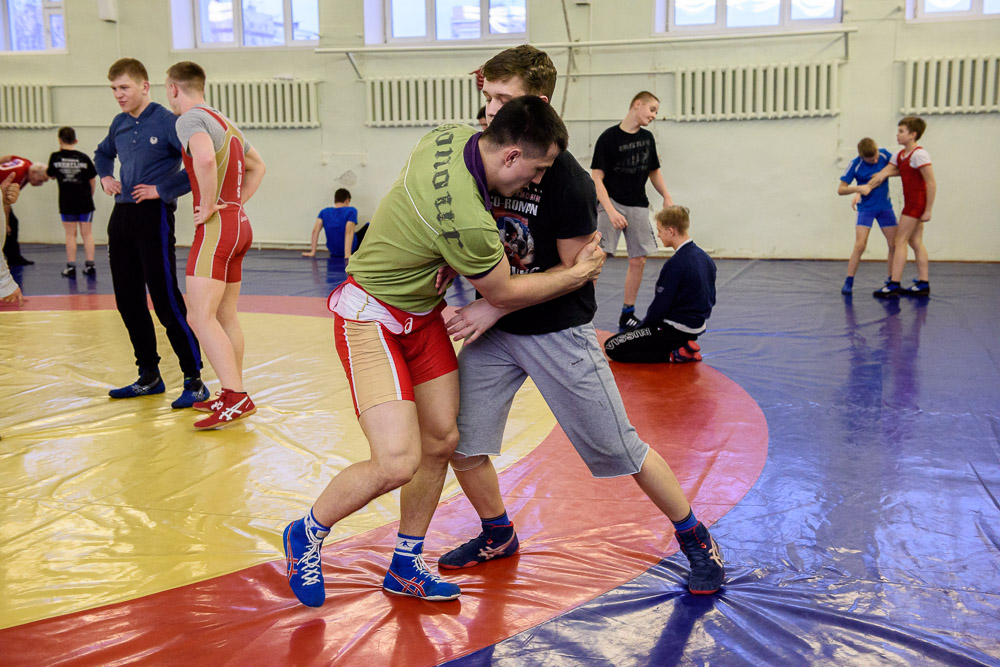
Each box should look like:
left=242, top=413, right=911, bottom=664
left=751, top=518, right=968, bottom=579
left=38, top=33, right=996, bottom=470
left=0, top=156, right=32, bottom=187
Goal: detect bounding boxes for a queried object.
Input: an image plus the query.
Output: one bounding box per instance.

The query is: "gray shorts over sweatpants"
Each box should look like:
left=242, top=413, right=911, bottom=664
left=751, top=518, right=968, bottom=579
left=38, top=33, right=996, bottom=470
left=597, top=198, right=658, bottom=258
left=454, top=323, right=649, bottom=478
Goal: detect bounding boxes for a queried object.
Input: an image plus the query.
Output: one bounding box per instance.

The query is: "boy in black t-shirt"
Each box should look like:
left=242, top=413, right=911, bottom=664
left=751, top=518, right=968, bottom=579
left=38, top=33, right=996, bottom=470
left=591, top=92, right=674, bottom=331
left=438, top=46, right=725, bottom=597
left=47, top=127, right=98, bottom=277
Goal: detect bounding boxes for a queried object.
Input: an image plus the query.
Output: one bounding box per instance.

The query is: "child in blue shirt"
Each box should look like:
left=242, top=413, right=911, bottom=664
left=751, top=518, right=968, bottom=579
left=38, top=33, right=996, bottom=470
left=837, top=137, right=896, bottom=294
left=302, top=188, right=358, bottom=258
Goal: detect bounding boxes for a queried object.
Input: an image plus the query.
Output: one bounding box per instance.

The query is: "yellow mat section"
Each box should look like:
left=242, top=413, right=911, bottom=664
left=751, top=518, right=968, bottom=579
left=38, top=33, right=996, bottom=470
left=0, top=310, right=556, bottom=629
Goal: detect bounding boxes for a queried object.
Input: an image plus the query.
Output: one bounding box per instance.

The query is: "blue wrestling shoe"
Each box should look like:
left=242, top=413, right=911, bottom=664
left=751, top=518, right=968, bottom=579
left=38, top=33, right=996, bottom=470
left=675, top=522, right=725, bottom=595
left=108, top=374, right=165, bottom=399
left=283, top=515, right=328, bottom=607
left=384, top=544, right=461, bottom=600
left=438, top=528, right=519, bottom=570
left=902, top=279, right=930, bottom=296
left=873, top=282, right=901, bottom=299
left=171, top=378, right=209, bottom=409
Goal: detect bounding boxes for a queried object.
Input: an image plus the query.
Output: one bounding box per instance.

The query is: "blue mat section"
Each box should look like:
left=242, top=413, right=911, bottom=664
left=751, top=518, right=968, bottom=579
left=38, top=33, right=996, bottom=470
left=450, top=259, right=1000, bottom=665
left=10, top=245, right=1000, bottom=664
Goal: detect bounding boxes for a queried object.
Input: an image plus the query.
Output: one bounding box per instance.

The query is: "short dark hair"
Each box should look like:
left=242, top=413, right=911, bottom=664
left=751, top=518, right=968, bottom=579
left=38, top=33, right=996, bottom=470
left=58, top=126, right=77, bottom=144
left=166, top=61, right=207, bottom=94
left=481, top=95, right=568, bottom=157
left=108, top=58, right=148, bottom=83
left=334, top=188, right=351, bottom=203
left=477, top=106, right=487, bottom=121
left=656, top=205, right=690, bottom=235
left=857, top=137, right=878, bottom=158
left=899, top=116, right=927, bottom=140
left=481, top=45, right=557, bottom=99
left=631, top=91, right=659, bottom=107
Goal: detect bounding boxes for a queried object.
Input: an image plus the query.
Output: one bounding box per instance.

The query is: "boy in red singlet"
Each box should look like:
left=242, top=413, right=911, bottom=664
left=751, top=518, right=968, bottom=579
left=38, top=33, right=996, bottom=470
left=866, top=116, right=936, bottom=298
left=165, top=61, right=267, bottom=429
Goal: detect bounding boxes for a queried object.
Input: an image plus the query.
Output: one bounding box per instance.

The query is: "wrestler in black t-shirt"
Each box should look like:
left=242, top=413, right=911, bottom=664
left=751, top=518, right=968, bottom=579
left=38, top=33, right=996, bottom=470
left=491, top=149, right=598, bottom=335
left=47, top=149, right=97, bottom=215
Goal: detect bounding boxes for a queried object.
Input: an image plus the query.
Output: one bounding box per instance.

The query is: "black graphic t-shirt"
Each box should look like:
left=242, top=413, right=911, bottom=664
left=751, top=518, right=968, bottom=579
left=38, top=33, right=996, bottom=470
left=590, top=125, right=660, bottom=207
left=493, top=149, right=598, bottom=335
left=46, top=150, right=97, bottom=214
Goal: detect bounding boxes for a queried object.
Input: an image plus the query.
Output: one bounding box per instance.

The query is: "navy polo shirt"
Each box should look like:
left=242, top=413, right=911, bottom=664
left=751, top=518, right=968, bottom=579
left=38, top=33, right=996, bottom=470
left=94, top=102, right=191, bottom=205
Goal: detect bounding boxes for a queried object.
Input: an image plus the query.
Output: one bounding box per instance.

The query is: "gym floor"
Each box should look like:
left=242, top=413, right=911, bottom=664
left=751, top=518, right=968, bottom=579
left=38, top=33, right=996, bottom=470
left=2, top=243, right=998, bottom=665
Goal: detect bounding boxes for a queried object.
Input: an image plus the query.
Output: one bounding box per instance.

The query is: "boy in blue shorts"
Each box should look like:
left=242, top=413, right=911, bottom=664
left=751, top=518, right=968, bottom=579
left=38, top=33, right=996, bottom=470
left=837, top=137, right=896, bottom=294
left=302, top=188, right=358, bottom=259
left=47, top=127, right=98, bottom=278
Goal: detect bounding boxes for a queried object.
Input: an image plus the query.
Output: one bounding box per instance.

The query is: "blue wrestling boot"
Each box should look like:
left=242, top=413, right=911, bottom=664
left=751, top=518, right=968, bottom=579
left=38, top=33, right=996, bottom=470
left=384, top=538, right=460, bottom=601
left=873, top=282, right=901, bottom=299
left=171, top=377, right=210, bottom=409
left=438, top=516, right=519, bottom=570
left=902, top=279, right=930, bottom=296
left=109, top=370, right=165, bottom=399
left=675, top=522, right=725, bottom=595
left=283, top=512, right=329, bottom=607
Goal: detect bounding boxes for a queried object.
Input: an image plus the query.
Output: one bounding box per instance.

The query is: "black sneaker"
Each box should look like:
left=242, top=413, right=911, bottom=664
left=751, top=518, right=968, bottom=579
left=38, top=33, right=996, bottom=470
left=675, top=522, right=725, bottom=594
left=83, top=264, right=96, bottom=276
left=438, top=528, right=519, bottom=570
left=61, top=265, right=76, bottom=277
left=619, top=312, right=641, bottom=332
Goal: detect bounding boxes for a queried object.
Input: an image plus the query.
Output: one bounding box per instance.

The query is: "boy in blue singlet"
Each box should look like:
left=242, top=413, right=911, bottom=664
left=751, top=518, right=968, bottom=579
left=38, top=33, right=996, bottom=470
left=837, top=137, right=896, bottom=295
left=302, top=188, right=358, bottom=259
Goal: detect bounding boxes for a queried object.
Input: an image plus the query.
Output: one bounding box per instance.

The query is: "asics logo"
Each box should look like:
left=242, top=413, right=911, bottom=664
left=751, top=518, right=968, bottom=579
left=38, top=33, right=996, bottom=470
left=219, top=396, right=250, bottom=421
left=286, top=529, right=324, bottom=586
left=477, top=534, right=516, bottom=561
left=387, top=570, right=426, bottom=597
left=707, top=540, right=723, bottom=568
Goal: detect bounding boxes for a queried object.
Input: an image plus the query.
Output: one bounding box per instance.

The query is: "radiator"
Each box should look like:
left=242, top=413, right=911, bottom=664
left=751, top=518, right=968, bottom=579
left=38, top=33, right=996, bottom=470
left=0, top=84, right=52, bottom=128
left=674, top=62, right=840, bottom=122
left=901, top=55, right=1000, bottom=115
left=364, top=74, right=480, bottom=127
left=205, top=80, right=319, bottom=129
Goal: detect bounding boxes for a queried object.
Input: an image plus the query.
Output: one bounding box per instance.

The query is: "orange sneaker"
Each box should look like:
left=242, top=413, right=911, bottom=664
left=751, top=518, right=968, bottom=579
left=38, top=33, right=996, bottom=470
left=194, top=391, right=256, bottom=430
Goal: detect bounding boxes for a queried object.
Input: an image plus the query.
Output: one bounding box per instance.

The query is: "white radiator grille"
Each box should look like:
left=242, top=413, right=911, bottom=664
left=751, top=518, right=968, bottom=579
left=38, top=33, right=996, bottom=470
left=205, top=80, right=319, bottom=129
left=675, top=62, right=839, bottom=122
left=901, top=56, right=1000, bottom=115
left=365, top=75, right=480, bottom=127
left=0, top=84, right=52, bottom=128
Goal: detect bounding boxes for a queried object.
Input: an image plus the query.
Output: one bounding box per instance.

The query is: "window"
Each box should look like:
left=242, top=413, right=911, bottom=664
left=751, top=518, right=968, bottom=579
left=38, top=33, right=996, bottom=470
left=373, top=0, right=526, bottom=44
left=171, top=0, right=319, bottom=49
left=910, top=0, right=1000, bottom=19
left=655, top=0, right=841, bottom=33
left=1, top=0, right=65, bottom=51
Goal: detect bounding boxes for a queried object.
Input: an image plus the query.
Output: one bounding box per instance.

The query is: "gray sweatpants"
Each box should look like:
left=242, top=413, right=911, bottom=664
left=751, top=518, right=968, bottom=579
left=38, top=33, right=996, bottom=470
left=455, top=323, right=649, bottom=478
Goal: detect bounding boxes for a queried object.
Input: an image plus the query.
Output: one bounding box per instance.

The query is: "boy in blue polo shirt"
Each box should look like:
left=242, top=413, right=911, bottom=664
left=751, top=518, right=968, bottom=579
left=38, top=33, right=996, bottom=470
left=302, top=188, right=358, bottom=259
left=95, top=57, right=206, bottom=409
left=837, top=137, right=896, bottom=294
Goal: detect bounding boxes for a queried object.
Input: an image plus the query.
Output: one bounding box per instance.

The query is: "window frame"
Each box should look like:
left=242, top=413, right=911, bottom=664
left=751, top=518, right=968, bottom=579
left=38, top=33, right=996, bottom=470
left=655, top=0, right=843, bottom=35
left=382, top=0, right=527, bottom=45
left=909, top=0, right=1000, bottom=20
left=172, top=0, right=318, bottom=51
left=0, top=0, right=66, bottom=53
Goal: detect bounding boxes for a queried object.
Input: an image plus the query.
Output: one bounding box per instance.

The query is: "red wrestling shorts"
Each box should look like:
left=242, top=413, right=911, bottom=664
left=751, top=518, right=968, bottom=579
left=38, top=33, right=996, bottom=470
left=330, top=279, right=457, bottom=416
left=186, top=207, right=253, bottom=283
